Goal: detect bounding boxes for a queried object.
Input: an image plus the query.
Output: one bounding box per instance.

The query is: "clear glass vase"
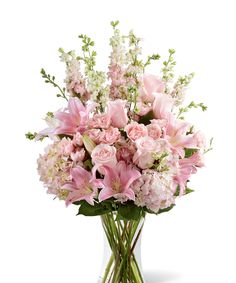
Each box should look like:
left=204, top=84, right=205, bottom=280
left=98, top=212, right=145, bottom=283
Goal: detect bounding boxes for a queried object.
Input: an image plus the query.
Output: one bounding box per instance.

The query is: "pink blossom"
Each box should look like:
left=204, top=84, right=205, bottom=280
left=139, top=74, right=165, bottom=103
left=193, top=131, right=206, bottom=149
left=165, top=117, right=197, bottom=157
left=70, top=148, right=85, bottom=163
left=174, top=151, right=204, bottom=194
left=100, top=127, right=121, bottom=145
left=91, top=144, right=117, bottom=169
left=153, top=92, right=174, bottom=120
left=125, top=122, right=148, bottom=142
left=116, top=143, right=135, bottom=163
left=84, top=129, right=101, bottom=144
left=73, top=132, right=83, bottom=146
left=88, top=113, right=111, bottom=129
left=131, top=170, right=175, bottom=213
left=99, top=161, right=141, bottom=202
left=54, top=97, right=96, bottom=136
left=147, top=122, right=162, bottom=139
left=136, top=101, right=152, bottom=116
left=57, top=137, right=74, bottom=156
left=107, top=99, right=128, bottom=128
left=133, top=136, right=157, bottom=169
left=64, top=166, right=103, bottom=206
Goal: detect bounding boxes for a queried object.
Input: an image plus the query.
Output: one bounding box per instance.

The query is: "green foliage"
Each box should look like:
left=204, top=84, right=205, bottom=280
left=158, top=204, right=175, bottom=214
left=184, top=148, right=198, bottom=158
left=78, top=34, right=96, bottom=73
left=117, top=202, right=143, bottom=221
left=40, top=68, right=67, bottom=101
left=144, top=53, right=161, bottom=67
left=111, top=20, right=119, bottom=29
left=204, top=137, right=214, bottom=154
left=162, top=49, right=176, bottom=83
left=25, top=132, right=37, bottom=140
left=178, top=101, right=207, bottom=118
left=77, top=200, right=113, bottom=216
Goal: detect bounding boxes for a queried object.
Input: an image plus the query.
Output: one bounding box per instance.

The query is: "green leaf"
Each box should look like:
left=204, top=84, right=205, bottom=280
left=77, top=201, right=112, bottom=216
left=185, top=188, right=194, bottom=194
left=117, top=202, right=142, bottom=221
left=138, top=111, right=154, bottom=125
left=158, top=204, right=175, bottom=214
left=184, top=148, right=198, bottom=158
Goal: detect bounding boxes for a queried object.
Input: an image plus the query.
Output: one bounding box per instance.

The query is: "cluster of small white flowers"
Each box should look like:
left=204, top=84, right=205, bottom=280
left=131, top=169, right=176, bottom=213
left=109, top=28, right=127, bottom=66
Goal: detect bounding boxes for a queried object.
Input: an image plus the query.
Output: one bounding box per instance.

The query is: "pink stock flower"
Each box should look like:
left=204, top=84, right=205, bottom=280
left=54, top=97, right=96, bottom=136
left=57, top=138, right=74, bottom=156
left=133, top=136, right=157, bottom=169
left=91, top=144, right=117, bottom=169
left=139, top=74, right=165, bottom=103
left=64, top=166, right=103, bottom=206
left=107, top=99, right=128, bottom=128
left=70, top=148, right=86, bottom=163
left=125, top=122, right=148, bottom=142
left=100, top=127, right=121, bottom=145
left=99, top=161, right=141, bottom=202
left=153, top=92, right=174, bottom=120
left=88, top=113, right=111, bottom=129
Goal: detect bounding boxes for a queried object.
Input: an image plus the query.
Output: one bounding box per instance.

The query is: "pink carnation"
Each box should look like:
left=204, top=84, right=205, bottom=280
left=125, top=122, right=148, bottom=142
left=89, top=113, right=111, bottom=129
left=100, top=127, right=121, bottom=145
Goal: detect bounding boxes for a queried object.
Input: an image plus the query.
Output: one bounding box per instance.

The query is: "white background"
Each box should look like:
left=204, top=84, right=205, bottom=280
left=0, top=0, right=235, bottom=282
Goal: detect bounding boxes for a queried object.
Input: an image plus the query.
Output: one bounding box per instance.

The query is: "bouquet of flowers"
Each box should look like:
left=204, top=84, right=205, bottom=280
left=26, top=21, right=211, bottom=283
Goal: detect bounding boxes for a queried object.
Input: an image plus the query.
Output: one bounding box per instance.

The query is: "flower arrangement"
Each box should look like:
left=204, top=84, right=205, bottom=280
left=26, top=21, right=212, bottom=282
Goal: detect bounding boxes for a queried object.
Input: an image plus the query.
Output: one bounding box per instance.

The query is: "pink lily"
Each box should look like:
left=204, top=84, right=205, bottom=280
left=54, top=97, right=96, bottom=136
left=153, top=92, right=174, bottom=120
left=64, top=166, right=103, bottom=206
left=99, top=161, right=141, bottom=202
left=174, top=151, right=204, bottom=194
left=165, top=116, right=198, bottom=158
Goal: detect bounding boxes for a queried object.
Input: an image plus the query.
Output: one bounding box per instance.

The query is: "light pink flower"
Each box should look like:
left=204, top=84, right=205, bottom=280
left=73, top=132, right=83, bottom=146
left=100, top=127, right=121, bottom=145
left=193, top=131, right=206, bottom=149
left=147, top=122, right=162, bottom=140
left=139, top=74, right=165, bottom=103
left=133, top=136, right=157, bottom=169
left=84, top=129, right=101, bottom=144
left=174, top=151, right=204, bottom=194
left=99, top=161, right=141, bottom=202
left=70, top=148, right=85, bottom=163
left=57, top=138, right=74, bottom=156
left=64, top=166, right=103, bottom=206
left=116, top=143, right=135, bottom=163
left=91, top=144, right=117, bottom=169
left=107, top=99, right=128, bottom=128
left=125, top=122, right=148, bottom=142
left=88, top=113, right=111, bottom=129
left=136, top=101, right=152, bottom=116
left=54, top=97, right=96, bottom=136
left=153, top=92, right=174, bottom=120
left=165, top=117, right=197, bottom=157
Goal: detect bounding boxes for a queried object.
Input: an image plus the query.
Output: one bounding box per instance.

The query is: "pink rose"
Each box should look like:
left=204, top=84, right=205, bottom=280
left=84, top=129, right=101, bottom=144
left=100, top=127, right=121, bottom=145
left=147, top=121, right=162, bottom=140
left=139, top=74, right=165, bottom=103
left=89, top=113, right=111, bottom=129
left=125, top=122, right=148, bottom=142
left=107, top=99, right=128, bottom=128
left=91, top=144, right=117, bottom=168
left=133, top=136, right=157, bottom=169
